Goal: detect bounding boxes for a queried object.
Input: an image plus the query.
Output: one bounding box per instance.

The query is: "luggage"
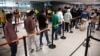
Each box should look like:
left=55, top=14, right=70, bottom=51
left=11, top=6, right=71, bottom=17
left=79, top=24, right=86, bottom=31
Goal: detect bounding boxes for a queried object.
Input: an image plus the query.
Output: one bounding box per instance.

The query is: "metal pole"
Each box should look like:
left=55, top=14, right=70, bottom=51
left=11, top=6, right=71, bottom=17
left=85, top=36, right=91, bottom=56
left=48, top=28, right=56, bottom=49
left=84, top=23, right=91, bottom=56
left=60, top=22, right=66, bottom=39
left=23, top=36, right=28, bottom=56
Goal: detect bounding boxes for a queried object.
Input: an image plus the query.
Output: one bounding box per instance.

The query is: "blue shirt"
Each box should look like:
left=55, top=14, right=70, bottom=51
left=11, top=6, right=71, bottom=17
left=81, top=11, right=89, bottom=19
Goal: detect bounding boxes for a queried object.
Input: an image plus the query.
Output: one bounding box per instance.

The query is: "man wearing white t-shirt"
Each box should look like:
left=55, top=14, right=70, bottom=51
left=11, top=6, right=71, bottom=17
left=57, top=8, right=64, bottom=35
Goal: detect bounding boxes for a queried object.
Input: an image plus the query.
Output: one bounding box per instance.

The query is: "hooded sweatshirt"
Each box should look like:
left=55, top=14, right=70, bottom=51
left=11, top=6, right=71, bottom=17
left=64, top=9, right=72, bottom=23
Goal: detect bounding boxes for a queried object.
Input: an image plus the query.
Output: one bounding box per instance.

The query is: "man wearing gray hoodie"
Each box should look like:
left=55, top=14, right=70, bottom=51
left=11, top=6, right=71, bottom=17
left=64, top=8, right=73, bottom=33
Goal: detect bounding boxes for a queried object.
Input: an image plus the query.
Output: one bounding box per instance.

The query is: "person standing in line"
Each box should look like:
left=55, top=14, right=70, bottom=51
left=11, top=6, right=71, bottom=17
left=24, top=11, right=39, bottom=54
left=57, top=8, right=64, bottom=35
left=1, top=9, right=6, bottom=38
left=80, top=8, right=89, bottom=31
left=37, top=9, right=50, bottom=48
left=52, top=10, right=60, bottom=40
left=64, top=8, right=73, bottom=32
left=71, top=8, right=77, bottom=29
left=0, top=9, right=2, bottom=34
left=90, top=10, right=97, bottom=32
left=4, top=13, right=18, bottom=56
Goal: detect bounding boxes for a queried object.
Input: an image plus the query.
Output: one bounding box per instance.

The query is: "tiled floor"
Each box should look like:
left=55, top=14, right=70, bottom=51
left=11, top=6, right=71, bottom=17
left=0, top=22, right=100, bottom=56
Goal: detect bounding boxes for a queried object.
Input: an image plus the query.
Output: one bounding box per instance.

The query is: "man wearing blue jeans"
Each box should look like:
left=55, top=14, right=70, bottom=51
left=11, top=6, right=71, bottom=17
left=37, top=9, right=50, bottom=48
left=4, top=13, right=18, bottom=56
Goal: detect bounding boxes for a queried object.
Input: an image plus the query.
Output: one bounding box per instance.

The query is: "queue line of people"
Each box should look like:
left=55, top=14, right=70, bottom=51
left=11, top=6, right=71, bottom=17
left=1, top=6, right=100, bottom=56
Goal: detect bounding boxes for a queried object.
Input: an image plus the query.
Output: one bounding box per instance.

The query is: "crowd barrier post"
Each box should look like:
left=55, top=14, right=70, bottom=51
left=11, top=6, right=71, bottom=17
left=48, top=28, right=56, bottom=49
left=60, top=22, right=66, bottom=39
left=84, top=22, right=92, bottom=56
left=23, top=36, right=28, bottom=56
left=15, top=17, right=19, bottom=32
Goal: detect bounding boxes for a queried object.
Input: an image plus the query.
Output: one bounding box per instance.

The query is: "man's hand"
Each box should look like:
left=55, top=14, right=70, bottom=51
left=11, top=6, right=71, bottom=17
left=46, top=20, right=49, bottom=24
left=16, top=41, right=19, bottom=45
left=36, top=31, right=40, bottom=35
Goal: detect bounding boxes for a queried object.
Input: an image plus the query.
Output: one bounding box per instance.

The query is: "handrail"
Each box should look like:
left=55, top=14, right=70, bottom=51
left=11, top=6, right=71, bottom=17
left=0, top=27, right=51, bottom=47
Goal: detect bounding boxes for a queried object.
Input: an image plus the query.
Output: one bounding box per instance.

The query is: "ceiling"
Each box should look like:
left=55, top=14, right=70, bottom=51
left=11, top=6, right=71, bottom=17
left=0, top=0, right=100, bottom=4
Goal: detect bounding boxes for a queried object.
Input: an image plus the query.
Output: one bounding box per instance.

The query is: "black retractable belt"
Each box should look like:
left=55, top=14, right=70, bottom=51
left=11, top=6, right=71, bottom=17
left=60, top=22, right=66, bottom=39
left=23, top=36, right=28, bottom=56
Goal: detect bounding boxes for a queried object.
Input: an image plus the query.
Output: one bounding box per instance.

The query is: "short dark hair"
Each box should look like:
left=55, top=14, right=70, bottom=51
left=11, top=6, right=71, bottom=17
left=28, top=10, right=35, bottom=16
left=6, top=13, right=13, bottom=21
left=64, top=6, right=67, bottom=9
left=58, top=8, right=62, bottom=11
left=40, top=9, right=44, bottom=13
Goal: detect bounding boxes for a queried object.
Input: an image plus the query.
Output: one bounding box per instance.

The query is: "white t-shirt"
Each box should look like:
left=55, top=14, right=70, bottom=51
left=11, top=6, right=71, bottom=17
left=57, top=11, right=64, bottom=22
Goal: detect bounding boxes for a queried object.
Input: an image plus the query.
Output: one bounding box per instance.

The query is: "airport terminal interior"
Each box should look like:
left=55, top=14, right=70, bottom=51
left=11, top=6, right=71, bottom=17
left=0, top=0, right=100, bottom=56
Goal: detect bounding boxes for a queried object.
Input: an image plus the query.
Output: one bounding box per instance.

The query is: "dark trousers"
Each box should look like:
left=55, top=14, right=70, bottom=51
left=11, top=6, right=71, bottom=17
left=97, top=21, right=100, bottom=29
left=9, top=42, right=17, bottom=56
left=65, top=22, right=69, bottom=32
left=52, top=28, right=59, bottom=39
left=75, top=18, right=80, bottom=27
left=91, top=22, right=95, bottom=30
left=97, top=17, right=100, bottom=29
left=58, top=23, right=64, bottom=35
left=71, top=19, right=76, bottom=28
left=39, top=29, right=50, bottom=45
left=2, top=23, right=5, bottom=36
left=65, top=22, right=72, bottom=32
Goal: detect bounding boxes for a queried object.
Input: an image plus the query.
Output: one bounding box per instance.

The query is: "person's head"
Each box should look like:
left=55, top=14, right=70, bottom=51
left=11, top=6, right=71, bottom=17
left=2, top=9, right=4, bottom=13
left=67, top=9, right=71, bottom=13
left=27, top=10, right=35, bottom=17
left=64, top=6, right=67, bottom=9
left=58, top=8, right=62, bottom=11
left=15, top=9, right=19, bottom=11
left=40, top=9, right=45, bottom=14
left=6, top=13, right=13, bottom=23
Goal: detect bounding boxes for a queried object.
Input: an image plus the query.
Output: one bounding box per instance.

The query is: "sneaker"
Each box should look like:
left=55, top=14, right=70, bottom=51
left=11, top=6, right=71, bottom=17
left=70, top=31, right=73, bottom=33
left=75, top=27, right=79, bottom=29
left=31, top=49, right=34, bottom=53
left=47, top=42, right=51, bottom=46
left=36, top=49, right=39, bottom=52
left=40, top=44, right=43, bottom=49
left=91, top=31, right=95, bottom=33
left=96, top=28, right=100, bottom=31
left=2, top=36, right=5, bottom=39
left=55, top=38, right=58, bottom=40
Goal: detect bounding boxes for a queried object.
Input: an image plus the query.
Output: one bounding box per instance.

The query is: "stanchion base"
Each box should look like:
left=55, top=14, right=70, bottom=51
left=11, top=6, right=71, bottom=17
left=83, top=43, right=90, bottom=47
left=48, top=44, right=56, bottom=49
left=60, top=36, right=66, bottom=39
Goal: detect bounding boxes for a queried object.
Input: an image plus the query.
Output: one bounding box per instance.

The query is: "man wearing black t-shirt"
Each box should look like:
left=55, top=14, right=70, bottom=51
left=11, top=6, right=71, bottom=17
left=37, top=9, right=50, bottom=48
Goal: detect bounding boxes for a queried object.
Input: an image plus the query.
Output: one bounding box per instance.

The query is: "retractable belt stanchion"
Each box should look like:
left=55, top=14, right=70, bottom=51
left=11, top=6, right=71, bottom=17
left=60, top=22, right=66, bottom=39
left=49, top=28, right=56, bottom=49
left=84, top=23, right=92, bottom=56
left=23, top=36, right=28, bottom=56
